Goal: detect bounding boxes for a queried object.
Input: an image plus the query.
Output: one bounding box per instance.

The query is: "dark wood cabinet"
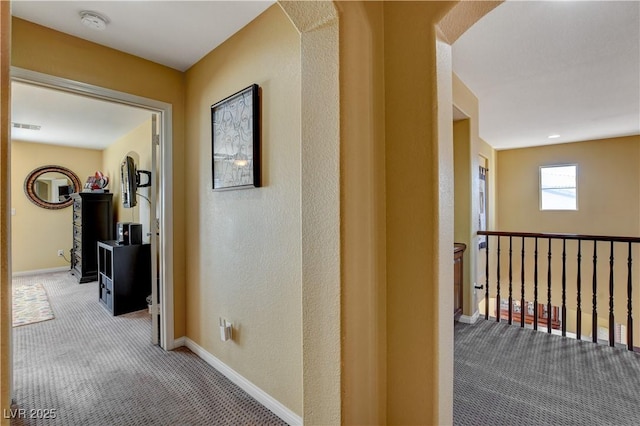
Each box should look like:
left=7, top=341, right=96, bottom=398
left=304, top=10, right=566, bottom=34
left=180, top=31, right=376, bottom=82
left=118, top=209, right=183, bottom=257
left=97, top=241, right=151, bottom=316
left=454, top=243, right=467, bottom=321
left=71, top=193, right=114, bottom=283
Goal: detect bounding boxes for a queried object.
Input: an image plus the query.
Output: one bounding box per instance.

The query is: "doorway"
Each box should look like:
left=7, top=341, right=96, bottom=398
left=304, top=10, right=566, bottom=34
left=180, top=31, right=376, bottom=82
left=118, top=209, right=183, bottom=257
left=10, top=67, right=174, bottom=349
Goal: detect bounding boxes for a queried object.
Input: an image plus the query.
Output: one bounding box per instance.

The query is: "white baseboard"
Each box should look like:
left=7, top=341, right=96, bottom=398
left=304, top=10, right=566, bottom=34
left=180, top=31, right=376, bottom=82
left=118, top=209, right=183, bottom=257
left=175, top=336, right=302, bottom=426
left=12, top=266, right=70, bottom=277
left=458, top=310, right=480, bottom=324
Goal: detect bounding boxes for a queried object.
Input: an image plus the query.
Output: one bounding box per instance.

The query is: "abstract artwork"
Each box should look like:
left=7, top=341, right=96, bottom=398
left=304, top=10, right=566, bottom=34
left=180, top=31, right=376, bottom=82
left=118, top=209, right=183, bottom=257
left=211, top=84, right=260, bottom=190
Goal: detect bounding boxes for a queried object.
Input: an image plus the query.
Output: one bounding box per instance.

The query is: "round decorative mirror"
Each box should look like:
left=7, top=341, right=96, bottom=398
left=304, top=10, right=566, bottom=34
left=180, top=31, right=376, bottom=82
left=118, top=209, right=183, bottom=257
left=24, top=165, right=82, bottom=210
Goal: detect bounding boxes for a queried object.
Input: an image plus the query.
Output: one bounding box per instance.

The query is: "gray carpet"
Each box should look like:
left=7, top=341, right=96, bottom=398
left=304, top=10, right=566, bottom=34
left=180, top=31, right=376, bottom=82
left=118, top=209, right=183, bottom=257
left=11, top=271, right=288, bottom=426
left=454, top=320, right=640, bottom=426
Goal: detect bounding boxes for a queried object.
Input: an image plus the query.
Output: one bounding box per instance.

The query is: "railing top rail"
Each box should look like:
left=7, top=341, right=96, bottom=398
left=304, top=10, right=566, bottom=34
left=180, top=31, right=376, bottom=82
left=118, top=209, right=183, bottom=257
left=478, top=230, right=640, bottom=243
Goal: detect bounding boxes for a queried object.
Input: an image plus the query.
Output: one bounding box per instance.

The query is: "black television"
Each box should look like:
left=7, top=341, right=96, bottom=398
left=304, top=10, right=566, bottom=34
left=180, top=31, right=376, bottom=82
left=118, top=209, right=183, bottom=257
left=121, top=155, right=152, bottom=208
left=121, top=155, right=137, bottom=208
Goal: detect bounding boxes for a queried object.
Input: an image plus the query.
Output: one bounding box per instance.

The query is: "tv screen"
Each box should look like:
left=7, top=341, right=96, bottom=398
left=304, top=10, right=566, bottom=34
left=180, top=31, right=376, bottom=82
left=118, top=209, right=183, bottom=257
left=121, top=155, right=137, bottom=208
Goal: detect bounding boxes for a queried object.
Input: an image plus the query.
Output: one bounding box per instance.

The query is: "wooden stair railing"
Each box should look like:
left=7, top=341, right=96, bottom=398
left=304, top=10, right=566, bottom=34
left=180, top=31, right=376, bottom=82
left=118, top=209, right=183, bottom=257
left=478, top=231, right=640, bottom=351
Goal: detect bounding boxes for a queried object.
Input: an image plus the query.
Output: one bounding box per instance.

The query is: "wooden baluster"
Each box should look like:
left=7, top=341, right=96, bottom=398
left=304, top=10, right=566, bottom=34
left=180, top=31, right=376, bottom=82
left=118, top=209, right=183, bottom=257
left=627, top=242, right=634, bottom=351
left=485, top=236, right=489, bottom=320
left=520, top=237, right=525, bottom=328
left=577, top=240, right=582, bottom=340
left=521, top=237, right=525, bottom=328
left=496, top=237, right=501, bottom=323
left=508, top=236, right=513, bottom=325
left=592, top=241, right=598, bottom=344
left=547, top=237, right=552, bottom=334
left=562, top=239, right=567, bottom=337
left=534, top=237, right=539, bottom=331
left=609, top=241, right=615, bottom=347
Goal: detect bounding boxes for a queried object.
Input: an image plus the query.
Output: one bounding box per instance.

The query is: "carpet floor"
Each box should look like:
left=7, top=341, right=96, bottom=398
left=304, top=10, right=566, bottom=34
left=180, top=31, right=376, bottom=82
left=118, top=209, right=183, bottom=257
left=11, top=271, right=288, bottom=426
left=454, top=320, right=640, bottom=426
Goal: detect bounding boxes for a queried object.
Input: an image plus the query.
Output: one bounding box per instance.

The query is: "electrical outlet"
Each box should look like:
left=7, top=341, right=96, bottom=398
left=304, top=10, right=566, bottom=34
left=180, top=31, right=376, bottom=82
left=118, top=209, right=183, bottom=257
left=57, top=249, right=64, bottom=257
left=219, top=318, right=233, bottom=341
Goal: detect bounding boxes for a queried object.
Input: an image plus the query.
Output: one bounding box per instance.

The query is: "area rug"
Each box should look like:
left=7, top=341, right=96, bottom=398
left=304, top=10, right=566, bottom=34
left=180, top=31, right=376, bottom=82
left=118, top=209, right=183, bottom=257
left=12, top=283, right=55, bottom=327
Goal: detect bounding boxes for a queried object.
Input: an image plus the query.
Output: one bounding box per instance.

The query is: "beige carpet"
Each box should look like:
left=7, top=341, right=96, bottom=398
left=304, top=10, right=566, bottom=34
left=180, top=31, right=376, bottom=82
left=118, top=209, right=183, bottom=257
left=12, top=283, right=55, bottom=327
left=11, top=271, right=288, bottom=425
left=455, top=320, right=640, bottom=425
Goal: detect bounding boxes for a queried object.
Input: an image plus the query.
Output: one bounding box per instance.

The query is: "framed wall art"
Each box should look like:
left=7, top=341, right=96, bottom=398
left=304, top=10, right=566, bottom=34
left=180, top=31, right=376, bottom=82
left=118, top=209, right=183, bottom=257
left=211, top=84, right=260, bottom=190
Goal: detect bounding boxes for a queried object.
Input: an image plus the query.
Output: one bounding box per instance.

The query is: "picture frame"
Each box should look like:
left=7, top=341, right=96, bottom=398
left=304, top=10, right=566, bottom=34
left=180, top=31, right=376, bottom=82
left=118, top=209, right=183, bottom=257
left=211, top=84, right=260, bottom=191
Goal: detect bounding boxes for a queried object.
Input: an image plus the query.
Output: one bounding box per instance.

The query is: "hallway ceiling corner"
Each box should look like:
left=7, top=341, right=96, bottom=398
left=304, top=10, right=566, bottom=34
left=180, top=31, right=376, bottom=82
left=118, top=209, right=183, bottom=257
left=452, top=1, right=640, bottom=150
left=11, top=0, right=276, bottom=72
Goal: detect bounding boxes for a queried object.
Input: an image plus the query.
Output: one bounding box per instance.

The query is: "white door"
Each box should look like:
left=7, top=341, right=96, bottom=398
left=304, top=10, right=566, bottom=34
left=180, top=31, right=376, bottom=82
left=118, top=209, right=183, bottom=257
left=150, top=113, right=161, bottom=345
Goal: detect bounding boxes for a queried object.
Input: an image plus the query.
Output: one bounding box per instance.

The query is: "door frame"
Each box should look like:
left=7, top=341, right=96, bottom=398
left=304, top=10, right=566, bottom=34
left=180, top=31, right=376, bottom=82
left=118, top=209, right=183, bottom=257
left=10, top=66, right=175, bottom=350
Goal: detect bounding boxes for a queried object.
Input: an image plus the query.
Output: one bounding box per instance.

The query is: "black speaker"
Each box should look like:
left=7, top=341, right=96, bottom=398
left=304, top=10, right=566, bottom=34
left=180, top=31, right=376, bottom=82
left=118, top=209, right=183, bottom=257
left=127, top=223, right=142, bottom=245
left=117, top=222, right=142, bottom=245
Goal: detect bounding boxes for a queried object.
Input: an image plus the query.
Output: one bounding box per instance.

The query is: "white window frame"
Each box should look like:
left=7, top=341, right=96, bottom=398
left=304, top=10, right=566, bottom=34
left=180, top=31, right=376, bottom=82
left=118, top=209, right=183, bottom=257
left=539, top=164, right=578, bottom=211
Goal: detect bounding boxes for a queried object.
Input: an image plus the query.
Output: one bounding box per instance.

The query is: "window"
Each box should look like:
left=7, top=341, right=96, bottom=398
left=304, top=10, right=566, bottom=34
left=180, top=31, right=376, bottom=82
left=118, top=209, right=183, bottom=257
left=540, top=165, right=577, bottom=210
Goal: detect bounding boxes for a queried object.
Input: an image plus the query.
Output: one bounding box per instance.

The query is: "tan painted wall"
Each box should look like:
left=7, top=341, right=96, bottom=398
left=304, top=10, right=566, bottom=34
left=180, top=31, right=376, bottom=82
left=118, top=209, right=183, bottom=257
left=102, top=119, right=152, bottom=242
left=498, top=136, right=640, bottom=235
left=11, top=17, right=186, bottom=338
left=454, top=120, right=471, bottom=242
left=0, top=2, right=502, bottom=423
left=496, top=135, right=640, bottom=343
left=337, top=2, right=496, bottom=423
left=1, top=2, right=11, bottom=422
left=276, top=2, right=342, bottom=421
left=337, top=1, right=387, bottom=424
left=11, top=141, right=102, bottom=272
left=383, top=2, right=458, bottom=424
left=452, top=73, right=500, bottom=317
left=12, top=117, right=152, bottom=274
left=453, top=119, right=474, bottom=313
left=184, top=5, right=302, bottom=415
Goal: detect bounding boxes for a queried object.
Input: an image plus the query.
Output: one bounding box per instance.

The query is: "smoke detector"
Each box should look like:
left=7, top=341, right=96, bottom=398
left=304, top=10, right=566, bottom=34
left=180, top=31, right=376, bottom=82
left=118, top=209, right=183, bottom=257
left=79, top=11, right=109, bottom=31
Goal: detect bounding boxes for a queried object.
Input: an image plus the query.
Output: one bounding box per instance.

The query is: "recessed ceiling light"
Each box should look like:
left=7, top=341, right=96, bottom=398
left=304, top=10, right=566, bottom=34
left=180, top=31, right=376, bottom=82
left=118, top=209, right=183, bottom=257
left=548, top=134, right=561, bottom=139
left=80, top=11, right=109, bottom=31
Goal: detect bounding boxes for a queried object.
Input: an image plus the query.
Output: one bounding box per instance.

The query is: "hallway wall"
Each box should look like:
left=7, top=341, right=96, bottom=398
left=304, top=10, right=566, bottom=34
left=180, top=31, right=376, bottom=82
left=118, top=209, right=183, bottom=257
left=11, top=141, right=101, bottom=272
left=184, top=5, right=302, bottom=416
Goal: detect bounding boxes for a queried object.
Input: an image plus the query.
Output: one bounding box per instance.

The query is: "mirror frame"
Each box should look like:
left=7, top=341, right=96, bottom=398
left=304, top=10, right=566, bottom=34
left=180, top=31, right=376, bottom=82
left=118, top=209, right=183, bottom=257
left=24, top=165, right=82, bottom=210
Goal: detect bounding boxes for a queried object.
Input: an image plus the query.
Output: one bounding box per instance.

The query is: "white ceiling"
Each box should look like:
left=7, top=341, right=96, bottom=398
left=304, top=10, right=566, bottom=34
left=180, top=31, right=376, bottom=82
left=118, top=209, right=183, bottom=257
left=453, top=0, right=640, bottom=150
left=10, top=0, right=274, bottom=150
left=11, top=82, right=152, bottom=149
left=11, top=0, right=275, bottom=72
left=10, top=1, right=640, bottom=152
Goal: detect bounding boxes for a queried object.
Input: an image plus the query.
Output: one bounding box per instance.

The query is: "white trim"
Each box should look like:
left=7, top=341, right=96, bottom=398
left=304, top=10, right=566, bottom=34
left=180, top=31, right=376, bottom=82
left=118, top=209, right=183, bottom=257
left=173, top=337, right=186, bottom=348
left=12, top=266, right=69, bottom=277
left=10, top=67, right=175, bottom=351
left=182, top=337, right=302, bottom=426
left=158, top=106, right=174, bottom=349
left=458, top=310, right=480, bottom=324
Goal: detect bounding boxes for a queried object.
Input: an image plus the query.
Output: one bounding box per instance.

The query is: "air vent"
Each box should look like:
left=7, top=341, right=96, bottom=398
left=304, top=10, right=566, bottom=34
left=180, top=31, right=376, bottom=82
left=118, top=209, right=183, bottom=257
left=11, top=122, right=41, bottom=131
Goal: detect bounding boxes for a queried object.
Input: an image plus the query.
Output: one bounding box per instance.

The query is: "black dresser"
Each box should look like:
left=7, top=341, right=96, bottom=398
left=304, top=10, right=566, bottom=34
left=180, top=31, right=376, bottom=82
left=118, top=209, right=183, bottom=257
left=71, top=192, right=114, bottom=283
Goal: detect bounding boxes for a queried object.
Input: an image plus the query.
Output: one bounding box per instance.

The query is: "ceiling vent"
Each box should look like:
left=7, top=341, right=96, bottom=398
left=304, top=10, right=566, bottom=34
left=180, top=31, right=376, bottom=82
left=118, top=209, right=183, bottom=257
left=12, top=122, right=41, bottom=131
